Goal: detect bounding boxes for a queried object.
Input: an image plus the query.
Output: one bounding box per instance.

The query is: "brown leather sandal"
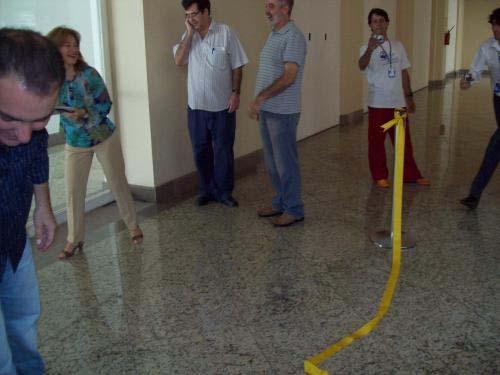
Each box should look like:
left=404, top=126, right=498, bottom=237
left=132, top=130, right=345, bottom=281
left=59, top=241, right=84, bottom=260
left=130, top=226, right=144, bottom=245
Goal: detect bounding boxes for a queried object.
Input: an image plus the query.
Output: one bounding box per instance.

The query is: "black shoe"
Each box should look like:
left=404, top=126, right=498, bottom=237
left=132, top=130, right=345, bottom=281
left=220, top=196, right=239, bottom=207
left=460, top=196, right=479, bottom=209
left=196, top=196, right=212, bottom=206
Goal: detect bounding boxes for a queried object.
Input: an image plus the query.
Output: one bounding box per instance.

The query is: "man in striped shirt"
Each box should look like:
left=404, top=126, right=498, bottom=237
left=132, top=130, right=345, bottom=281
left=173, top=0, right=249, bottom=208
left=249, top=0, right=307, bottom=227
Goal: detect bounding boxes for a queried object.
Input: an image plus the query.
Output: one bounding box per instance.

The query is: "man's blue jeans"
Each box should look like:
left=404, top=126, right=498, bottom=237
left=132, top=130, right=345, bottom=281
left=259, top=111, right=304, bottom=218
left=187, top=107, right=236, bottom=200
left=0, top=240, right=44, bottom=375
left=469, top=95, right=500, bottom=198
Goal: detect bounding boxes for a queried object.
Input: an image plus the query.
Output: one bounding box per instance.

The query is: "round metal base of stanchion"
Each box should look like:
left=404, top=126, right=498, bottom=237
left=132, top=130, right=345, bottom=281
left=370, top=230, right=416, bottom=249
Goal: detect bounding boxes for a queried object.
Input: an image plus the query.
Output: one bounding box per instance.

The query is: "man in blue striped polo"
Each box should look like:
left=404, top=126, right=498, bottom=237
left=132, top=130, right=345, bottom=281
left=249, top=0, right=307, bottom=227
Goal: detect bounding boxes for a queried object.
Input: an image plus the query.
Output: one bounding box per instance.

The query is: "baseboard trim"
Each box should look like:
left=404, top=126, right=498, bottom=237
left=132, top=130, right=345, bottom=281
left=130, top=149, right=262, bottom=204
left=428, top=79, right=446, bottom=89
left=457, top=69, right=490, bottom=77
left=339, top=110, right=363, bottom=126
left=445, top=71, right=458, bottom=79
left=27, top=191, right=114, bottom=236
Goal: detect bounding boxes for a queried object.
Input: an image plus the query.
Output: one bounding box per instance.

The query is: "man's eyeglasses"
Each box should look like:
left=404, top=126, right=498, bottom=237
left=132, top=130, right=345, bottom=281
left=185, top=11, right=200, bottom=19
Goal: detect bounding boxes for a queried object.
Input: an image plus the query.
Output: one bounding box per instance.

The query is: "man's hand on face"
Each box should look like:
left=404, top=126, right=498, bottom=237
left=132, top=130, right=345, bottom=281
left=185, top=18, right=194, bottom=35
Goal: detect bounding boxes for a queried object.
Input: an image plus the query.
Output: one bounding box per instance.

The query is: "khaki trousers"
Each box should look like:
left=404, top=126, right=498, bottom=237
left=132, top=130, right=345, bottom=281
left=65, top=131, right=137, bottom=243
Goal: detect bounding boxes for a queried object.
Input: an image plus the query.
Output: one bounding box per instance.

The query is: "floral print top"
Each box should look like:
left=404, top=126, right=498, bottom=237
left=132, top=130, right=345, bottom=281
left=58, top=66, right=116, bottom=148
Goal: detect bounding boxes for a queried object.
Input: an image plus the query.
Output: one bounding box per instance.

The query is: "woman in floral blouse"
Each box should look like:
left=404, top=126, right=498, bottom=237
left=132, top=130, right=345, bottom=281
left=47, top=27, right=143, bottom=259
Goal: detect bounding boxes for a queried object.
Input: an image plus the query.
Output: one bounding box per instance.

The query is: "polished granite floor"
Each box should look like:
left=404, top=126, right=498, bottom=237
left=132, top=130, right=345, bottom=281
left=33, top=79, right=499, bottom=374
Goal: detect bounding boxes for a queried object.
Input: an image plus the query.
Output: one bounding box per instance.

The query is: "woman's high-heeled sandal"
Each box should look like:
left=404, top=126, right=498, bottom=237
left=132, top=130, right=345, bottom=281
left=130, top=226, right=143, bottom=245
left=58, top=241, right=84, bottom=260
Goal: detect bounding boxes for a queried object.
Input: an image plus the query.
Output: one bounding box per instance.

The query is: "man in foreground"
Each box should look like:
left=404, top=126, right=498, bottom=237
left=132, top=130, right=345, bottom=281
left=0, top=28, right=64, bottom=373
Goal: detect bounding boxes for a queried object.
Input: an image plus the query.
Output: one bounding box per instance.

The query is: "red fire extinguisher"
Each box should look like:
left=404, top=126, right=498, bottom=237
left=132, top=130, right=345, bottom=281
left=444, top=25, right=455, bottom=45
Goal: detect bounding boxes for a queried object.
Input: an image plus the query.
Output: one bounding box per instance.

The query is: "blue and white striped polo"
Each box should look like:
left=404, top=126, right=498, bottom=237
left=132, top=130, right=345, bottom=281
left=255, top=21, right=307, bottom=114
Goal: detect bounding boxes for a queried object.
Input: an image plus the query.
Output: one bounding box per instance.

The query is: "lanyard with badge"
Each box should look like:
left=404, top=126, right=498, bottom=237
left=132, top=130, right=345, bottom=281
left=378, top=39, right=396, bottom=78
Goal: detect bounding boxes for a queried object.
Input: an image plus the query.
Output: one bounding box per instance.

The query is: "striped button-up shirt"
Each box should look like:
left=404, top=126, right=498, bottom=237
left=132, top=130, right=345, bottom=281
left=469, top=37, right=500, bottom=94
left=173, top=20, right=249, bottom=112
left=0, top=130, right=49, bottom=280
left=255, top=21, right=307, bottom=114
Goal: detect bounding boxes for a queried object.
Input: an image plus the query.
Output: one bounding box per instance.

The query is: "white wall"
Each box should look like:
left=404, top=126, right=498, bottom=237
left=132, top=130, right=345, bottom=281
left=135, top=0, right=269, bottom=187
left=107, top=0, right=155, bottom=188
left=460, top=0, right=497, bottom=69
left=132, top=0, right=341, bottom=188
left=294, top=0, right=341, bottom=139
left=445, top=0, right=458, bottom=74
left=412, top=0, right=432, bottom=90
left=141, top=0, right=193, bottom=185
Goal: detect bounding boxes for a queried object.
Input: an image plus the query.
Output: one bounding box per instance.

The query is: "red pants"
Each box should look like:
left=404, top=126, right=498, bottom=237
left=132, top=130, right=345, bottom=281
left=368, top=107, right=423, bottom=182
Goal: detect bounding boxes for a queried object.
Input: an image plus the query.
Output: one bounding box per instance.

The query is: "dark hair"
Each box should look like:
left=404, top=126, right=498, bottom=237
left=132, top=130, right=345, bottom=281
left=0, top=28, right=64, bottom=95
left=182, top=0, right=211, bottom=15
left=488, top=8, right=500, bottom=25
left=368, top=8, right=390, bottom=24
left=47, top=26, right=87, bottom=73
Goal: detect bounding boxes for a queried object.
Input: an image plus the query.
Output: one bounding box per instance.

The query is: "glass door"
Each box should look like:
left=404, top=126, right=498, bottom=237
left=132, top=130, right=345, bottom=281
left=0, top=0, right=114, bottom=231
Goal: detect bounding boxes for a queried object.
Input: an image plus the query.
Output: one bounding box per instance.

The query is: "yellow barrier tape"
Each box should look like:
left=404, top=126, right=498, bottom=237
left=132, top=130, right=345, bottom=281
left=304, top=109, right=407, bottom=375
left=304, top=361, right=329, bottom=375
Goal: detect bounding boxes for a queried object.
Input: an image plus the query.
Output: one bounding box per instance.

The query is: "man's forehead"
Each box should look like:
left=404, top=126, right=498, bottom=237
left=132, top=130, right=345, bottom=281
left=0, top=74, right=59, bottom=96
left=0, top=76, right=58, bottom=121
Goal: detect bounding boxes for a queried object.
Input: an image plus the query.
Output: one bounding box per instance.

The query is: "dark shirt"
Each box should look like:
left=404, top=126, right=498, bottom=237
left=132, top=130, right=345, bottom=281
left=0, top=130, right=49, bottom=280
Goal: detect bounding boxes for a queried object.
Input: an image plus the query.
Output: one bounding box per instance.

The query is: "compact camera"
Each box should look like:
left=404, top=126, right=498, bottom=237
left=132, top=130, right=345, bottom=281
left=372, top=34, right=385, bottom=43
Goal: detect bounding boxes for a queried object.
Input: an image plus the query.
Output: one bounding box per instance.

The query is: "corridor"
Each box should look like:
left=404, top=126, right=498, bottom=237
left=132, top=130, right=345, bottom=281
left=35, top=78, right=499, bottom=374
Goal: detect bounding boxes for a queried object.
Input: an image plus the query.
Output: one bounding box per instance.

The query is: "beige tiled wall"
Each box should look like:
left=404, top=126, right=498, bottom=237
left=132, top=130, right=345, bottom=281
left=105, top=0, right=473, bottom=199
left=460, top=0, right=497, bottom=69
